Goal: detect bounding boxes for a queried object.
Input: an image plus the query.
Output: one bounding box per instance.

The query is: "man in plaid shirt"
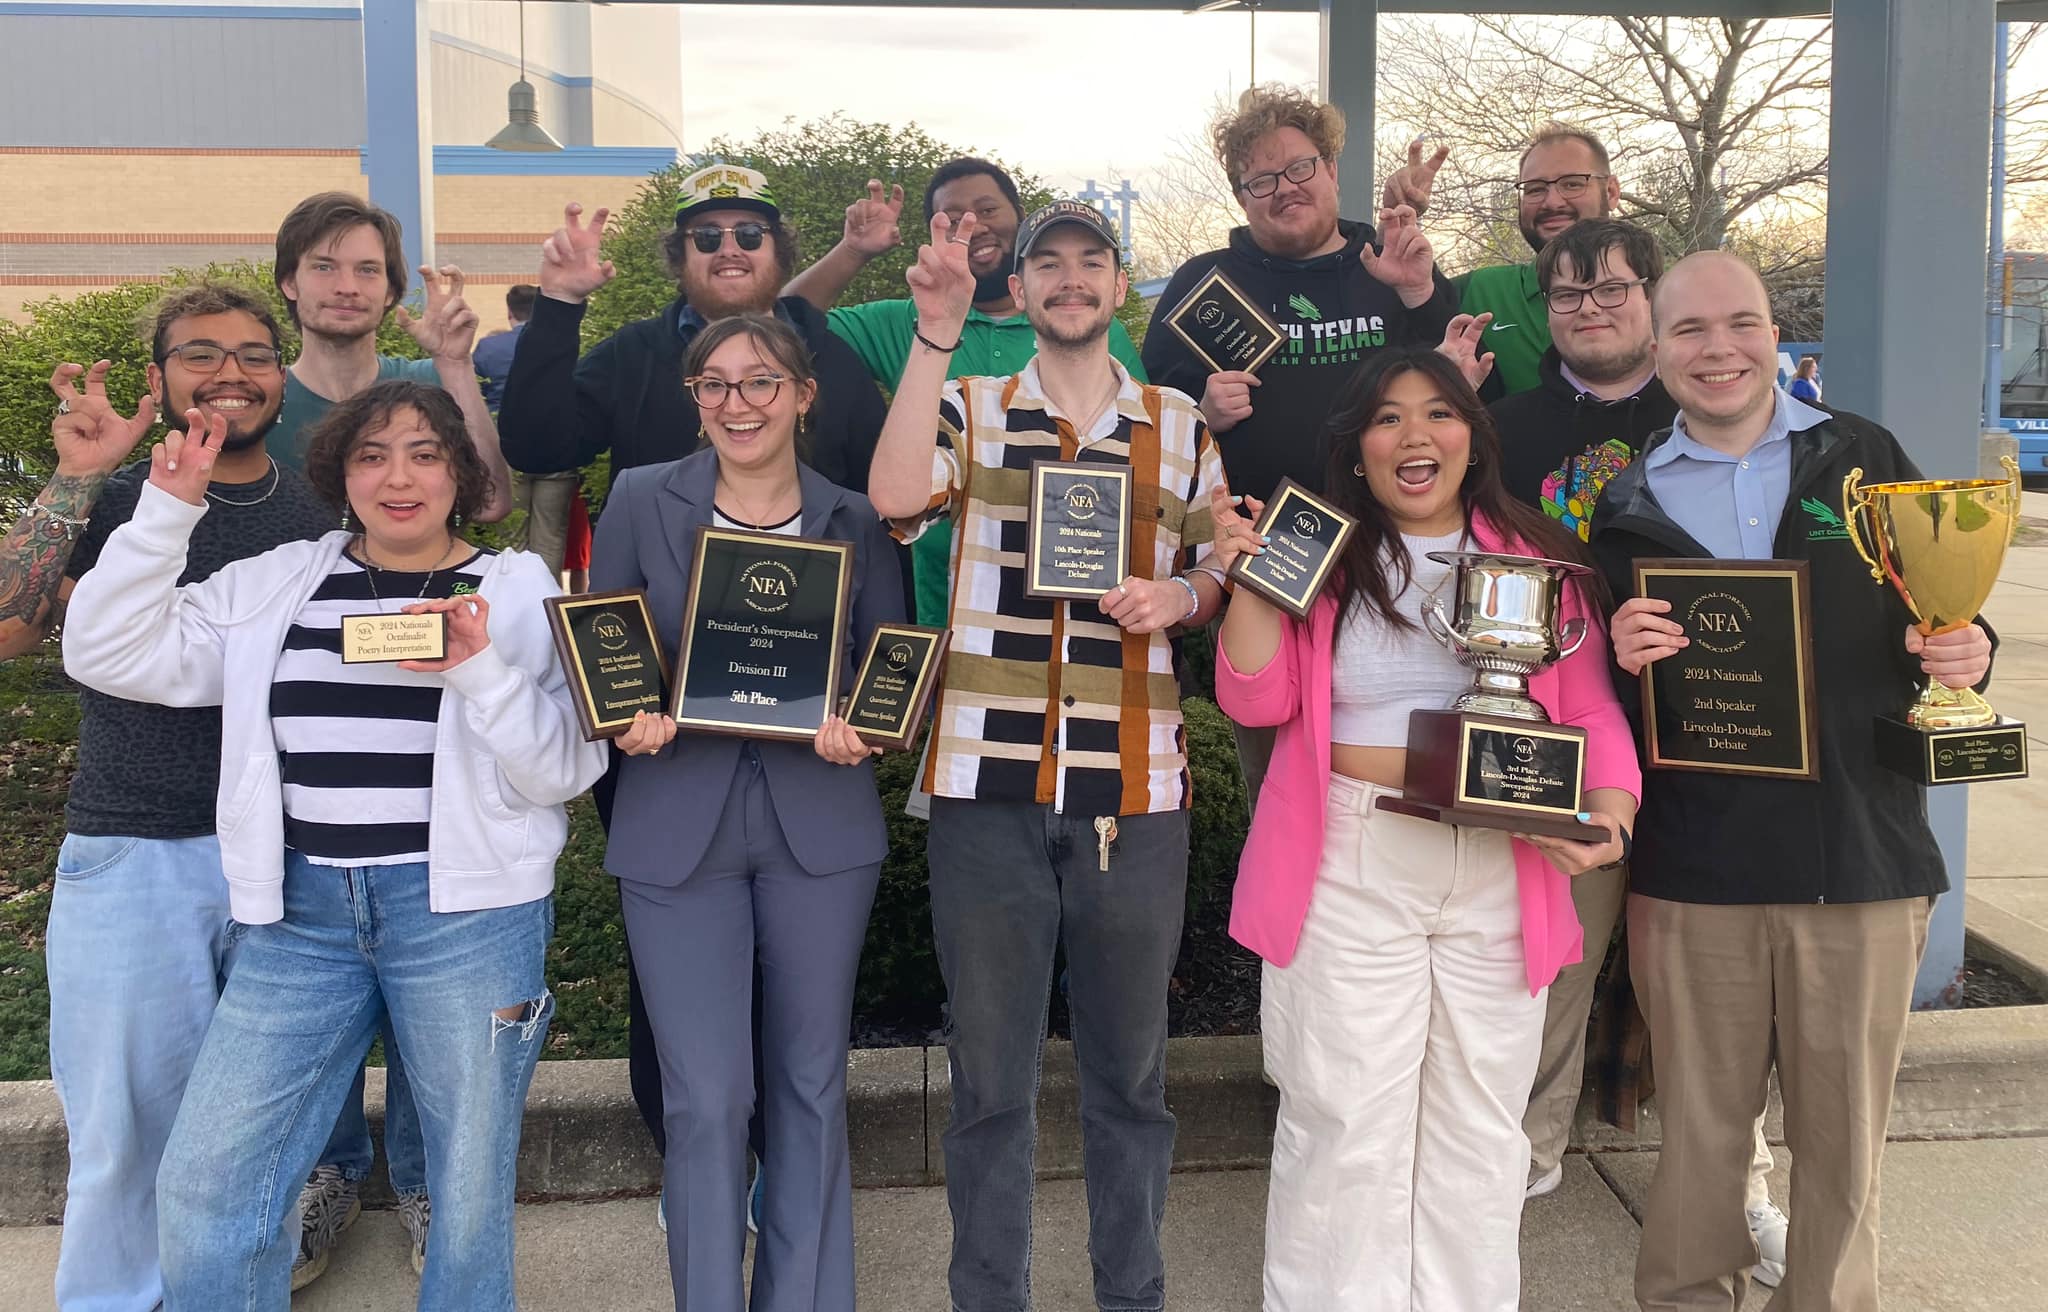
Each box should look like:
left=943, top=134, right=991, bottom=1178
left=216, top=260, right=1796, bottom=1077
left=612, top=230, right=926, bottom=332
left=870, top=200, right=1228, bottom=1312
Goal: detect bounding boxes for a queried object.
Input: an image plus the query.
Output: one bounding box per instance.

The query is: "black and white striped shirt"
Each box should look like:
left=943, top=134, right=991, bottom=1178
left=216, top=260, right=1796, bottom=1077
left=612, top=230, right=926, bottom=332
left=271, top=548, right=495, bottom=865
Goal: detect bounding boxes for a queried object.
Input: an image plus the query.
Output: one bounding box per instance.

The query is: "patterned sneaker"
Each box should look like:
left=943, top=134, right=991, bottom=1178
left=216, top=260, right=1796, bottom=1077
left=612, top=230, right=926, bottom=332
left=397, top=1191, right=432, bottom=1278
left=1748, top=1201, right=1789, bottom=1288
left=290, top=1165, right=361, bottom=1291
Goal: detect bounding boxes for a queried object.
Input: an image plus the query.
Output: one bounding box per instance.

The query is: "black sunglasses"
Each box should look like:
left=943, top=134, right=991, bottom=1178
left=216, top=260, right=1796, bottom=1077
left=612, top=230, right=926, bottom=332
left=687, top=222, right=769, bottom=254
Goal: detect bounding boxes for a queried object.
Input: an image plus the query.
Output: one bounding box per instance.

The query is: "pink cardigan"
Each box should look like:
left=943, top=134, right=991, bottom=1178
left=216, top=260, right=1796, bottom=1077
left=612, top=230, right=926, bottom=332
left=1214, top=515, right=1642, bottom=995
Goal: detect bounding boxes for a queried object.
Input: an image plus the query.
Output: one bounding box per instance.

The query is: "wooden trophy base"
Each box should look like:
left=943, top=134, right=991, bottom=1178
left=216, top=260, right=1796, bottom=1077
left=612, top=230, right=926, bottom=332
left=1373, top=708, right=1610, bottom=842
left=1873, top=714, right=2029, bottom=785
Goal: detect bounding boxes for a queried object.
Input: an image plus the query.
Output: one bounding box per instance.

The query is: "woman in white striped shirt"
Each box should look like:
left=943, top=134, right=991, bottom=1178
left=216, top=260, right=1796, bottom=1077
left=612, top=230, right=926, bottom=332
left=64, top=379, right=606, bottom=1311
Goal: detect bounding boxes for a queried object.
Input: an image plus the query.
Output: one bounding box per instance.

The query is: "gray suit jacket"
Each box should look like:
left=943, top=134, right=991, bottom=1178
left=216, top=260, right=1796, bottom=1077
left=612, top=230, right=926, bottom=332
left=592, top=448, right=904, bottom=884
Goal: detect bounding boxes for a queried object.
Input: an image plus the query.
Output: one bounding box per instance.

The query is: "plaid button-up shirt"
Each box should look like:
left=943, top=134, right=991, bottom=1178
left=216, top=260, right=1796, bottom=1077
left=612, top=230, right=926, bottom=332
left=895, top=359, right=1226, bottom=817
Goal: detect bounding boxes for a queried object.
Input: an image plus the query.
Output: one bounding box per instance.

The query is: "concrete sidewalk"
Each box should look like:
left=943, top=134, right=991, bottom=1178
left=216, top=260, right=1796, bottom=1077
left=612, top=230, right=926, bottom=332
left=4, top=1137, right=2045, bottom=1310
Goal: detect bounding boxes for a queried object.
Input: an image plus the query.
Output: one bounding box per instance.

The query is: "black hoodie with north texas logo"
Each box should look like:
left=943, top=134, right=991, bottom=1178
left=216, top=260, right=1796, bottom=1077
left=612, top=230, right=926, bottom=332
left=1490, top=346, right=1677, bottom=542
left=1141, top=220, right=1458, bottom=502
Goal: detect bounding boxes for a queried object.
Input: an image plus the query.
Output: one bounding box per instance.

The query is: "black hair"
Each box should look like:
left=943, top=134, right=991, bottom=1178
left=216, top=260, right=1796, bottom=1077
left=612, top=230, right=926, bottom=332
left=1536, top=219, right=1665, bottom=293
left=923, top=157, right=1025, bottom=224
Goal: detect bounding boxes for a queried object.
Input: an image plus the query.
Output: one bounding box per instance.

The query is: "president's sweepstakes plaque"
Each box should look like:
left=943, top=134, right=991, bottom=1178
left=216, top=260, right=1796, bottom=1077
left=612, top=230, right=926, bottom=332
left=674, top=527, right=852, bottom=742
left=1635, top=559, right=1819, bottom=780
left=844, top=623, right=948, bottom=751
left=1226, top=477, right=1356, bottom=619
left=1162, top=267, right=1287, bottom=375
left=544, top=590, right=669, bottom=740
left=339, top=612, right=446, bottom=664
left=1025, top=460, right=1132, bottom=600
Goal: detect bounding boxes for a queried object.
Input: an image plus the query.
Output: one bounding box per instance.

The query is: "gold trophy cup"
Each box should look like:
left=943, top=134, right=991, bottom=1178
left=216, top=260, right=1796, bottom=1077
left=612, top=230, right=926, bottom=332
left=1841, top=454, right=2028, bottom=783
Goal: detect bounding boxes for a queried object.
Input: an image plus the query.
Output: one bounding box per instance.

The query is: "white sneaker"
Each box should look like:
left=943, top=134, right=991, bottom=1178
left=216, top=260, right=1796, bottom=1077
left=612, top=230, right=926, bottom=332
left=1747, top=1201, right=1789, bottom=1287
left=1525, top=1162, right=1564, bottom=1199
left=396, top=1191, right=430, bottom=1278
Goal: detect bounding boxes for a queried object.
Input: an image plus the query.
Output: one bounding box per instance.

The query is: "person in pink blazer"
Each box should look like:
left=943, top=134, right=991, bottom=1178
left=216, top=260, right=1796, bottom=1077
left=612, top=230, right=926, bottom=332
left=1211, top=348, right=1641, bottom=1311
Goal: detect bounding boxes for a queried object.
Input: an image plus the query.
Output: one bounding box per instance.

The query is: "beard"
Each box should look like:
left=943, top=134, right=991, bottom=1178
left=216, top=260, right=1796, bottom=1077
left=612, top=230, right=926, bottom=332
left=973, top=264, right=1014, bottom=304
left=163, top=395, right=281, bottom=452
left=1565, top=338, right=1653, bottom=386
left=682, top=265, right=778, bottom=319
left=1026, top=296, right=1114, bottom=350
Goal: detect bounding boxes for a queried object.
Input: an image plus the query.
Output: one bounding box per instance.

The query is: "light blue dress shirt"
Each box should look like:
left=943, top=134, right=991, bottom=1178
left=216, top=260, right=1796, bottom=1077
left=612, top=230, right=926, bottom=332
left=1640, top=389, right=1830, bottom=558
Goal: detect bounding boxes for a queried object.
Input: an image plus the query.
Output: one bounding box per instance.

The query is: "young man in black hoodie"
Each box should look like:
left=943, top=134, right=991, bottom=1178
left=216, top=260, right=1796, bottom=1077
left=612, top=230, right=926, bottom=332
left=1141, top=84, right=1456, bottom=803
left=1591, top=251, right=1993, bottom=1311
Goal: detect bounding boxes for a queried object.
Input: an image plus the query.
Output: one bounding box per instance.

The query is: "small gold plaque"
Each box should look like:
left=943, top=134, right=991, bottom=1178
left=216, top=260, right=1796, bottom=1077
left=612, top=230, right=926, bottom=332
left=339, top=612, right=447, bottom=664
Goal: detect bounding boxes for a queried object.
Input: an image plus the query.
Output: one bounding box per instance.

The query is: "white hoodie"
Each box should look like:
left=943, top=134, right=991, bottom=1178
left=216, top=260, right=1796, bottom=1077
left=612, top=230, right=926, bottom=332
left=64, top=481, right=608, bottom=924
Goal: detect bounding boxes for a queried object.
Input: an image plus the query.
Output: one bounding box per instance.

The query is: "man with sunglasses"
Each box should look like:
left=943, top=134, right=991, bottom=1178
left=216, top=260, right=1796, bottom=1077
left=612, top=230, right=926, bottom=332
left=1, top=284, right=332, bottom=1310
left=497, top=163, right=886, bottom=499
left=1141, top=84, right=1456, bottom=807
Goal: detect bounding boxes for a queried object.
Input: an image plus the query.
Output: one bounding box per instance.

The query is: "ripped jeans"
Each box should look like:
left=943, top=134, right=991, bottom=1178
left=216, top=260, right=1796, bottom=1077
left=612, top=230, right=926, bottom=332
left=157, top=853, right=554, bottom=1312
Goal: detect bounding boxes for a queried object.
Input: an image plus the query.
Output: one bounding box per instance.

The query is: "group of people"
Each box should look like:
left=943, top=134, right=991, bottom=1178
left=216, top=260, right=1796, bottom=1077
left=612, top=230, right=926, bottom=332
left=7, top=80, right=1989, bottom=1312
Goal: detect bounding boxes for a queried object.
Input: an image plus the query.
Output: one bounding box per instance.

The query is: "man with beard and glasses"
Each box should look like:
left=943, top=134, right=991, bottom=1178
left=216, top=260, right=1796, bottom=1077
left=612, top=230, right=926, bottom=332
left=870, top=200, right=1228, bottom=1312
left=2, top=285, right=331, bottom=1311
left=266, top=191, right=512, bottom=520
left=1141, top=83, right=1455, bottom=811
left=783, top=159, right=1149, bottom=625
left=1391, top=123, right=1624, bottom=398
left=496, top=162, right=887, bottom=1231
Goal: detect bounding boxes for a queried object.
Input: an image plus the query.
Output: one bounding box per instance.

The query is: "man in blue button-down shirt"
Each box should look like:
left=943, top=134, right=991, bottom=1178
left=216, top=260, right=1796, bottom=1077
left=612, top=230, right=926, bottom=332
left=1589, top=251, right=1994, bottom=1311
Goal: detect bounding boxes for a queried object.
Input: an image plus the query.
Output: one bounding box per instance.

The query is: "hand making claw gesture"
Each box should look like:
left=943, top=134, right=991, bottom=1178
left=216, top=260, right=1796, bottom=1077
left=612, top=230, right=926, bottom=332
left=396, top=264, right=480, bottom=365
left=1360, top=205, right=1438, bottom=309
left=843, top=179, right=906, bottom=260
left=147, top=407, right=227, bottom=506
left=905, top=210, right=979, bottom=345
left=539, top=203, right=617, bottom=305
left=49, top=361, right=157, bottom=479
left=1437, top=313, right=1497, bottom=392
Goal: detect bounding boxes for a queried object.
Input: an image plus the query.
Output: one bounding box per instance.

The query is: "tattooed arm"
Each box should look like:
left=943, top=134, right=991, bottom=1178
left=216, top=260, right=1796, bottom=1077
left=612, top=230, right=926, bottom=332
left=0, top=362, right=157, bottom=660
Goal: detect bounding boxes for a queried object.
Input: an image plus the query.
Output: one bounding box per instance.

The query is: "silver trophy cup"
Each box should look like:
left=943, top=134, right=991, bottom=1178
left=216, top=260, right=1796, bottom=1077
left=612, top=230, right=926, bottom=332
left=1420, top=551, right=1591, bottom=721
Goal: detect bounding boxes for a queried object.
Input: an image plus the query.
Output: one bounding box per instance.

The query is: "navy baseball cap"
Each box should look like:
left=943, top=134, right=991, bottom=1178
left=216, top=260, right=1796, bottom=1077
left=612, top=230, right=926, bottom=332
left=1015, top=200, right=1121, bottom=268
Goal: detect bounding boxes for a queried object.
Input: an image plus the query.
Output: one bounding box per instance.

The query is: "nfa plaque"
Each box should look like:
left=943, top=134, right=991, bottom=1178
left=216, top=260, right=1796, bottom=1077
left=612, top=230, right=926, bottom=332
left=674, top=526, right=853, bottom=742
left=843, top=623, right=948, bottom=751
left=1024, top=459, right=1133, bottom=601
left=1226, top=477, right=1356, bottom=619
left=544, top=589, right=670, bottom=740
left=1161, top=267, right=1287, bottom=375
left=339, top=611, right=447, bottom=664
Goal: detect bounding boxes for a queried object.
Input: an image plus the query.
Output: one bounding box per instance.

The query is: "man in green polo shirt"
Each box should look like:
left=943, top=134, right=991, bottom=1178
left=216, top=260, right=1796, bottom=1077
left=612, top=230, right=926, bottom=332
left=783, top=158, right=1146, bottom=625
left=1387, top=125, right=1621, bottom=397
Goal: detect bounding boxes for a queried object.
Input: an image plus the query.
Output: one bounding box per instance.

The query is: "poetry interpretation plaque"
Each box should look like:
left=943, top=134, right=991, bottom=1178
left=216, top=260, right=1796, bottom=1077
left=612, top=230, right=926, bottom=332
left=1162, top=267, right=1287, bottom=375
left=843, top=623, right=948, bottom=751
left=1635, top=558, right=1819, bottom=780
left=1025, top=459, right=1133, bottom=601
left=544, top=590, right=670, bottom=740
left=1226, top=477, right=1356, bottom=619
left=674, top=527, right=852, bottom=742
left=339, top=612, right=446, bottom=664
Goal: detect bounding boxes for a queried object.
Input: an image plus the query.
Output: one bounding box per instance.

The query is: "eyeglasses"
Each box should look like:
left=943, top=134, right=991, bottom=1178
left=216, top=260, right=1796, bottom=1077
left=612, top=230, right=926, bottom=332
left=686, top=222, right=769, bottom=254
left=1239, top=154, right=1326, bottom=199
left=160, top=343, right=283, bottom=373
left=1519, top=173, right=1609, bottom=201
left=685, top=374, right=785, bottom=408
left=1544, top=278, right=1648, bottom=314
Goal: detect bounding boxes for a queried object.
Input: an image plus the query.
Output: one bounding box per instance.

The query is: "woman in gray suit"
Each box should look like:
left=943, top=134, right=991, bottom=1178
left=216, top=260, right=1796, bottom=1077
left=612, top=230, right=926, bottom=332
left=591, top=314, right=902, bottom=1311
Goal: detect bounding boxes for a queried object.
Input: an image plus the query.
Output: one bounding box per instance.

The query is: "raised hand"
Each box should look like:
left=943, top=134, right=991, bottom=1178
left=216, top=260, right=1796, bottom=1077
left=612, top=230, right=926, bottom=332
left=815, top=713, right=882, bottom=766
left=147, top=407, right=227, bottom=506
left=1381, top=139, right=1449, bottom=219
left=1209, top=482, right=1268, bottom=575
left=49, top=361, right=156, bottom=478
left=1360, top=205, right=1438, bottom=306
left=397, top=594, right=492, bottom=673
left=538, top=203, right=616, bottom=304
left=1436, top=313, right=1497, bottom=392
left=904, top=211, right=979, bottom=341
left=395, top=264, right=480, bottom=365
left=1199, top=369, right=1261, bottom=434
left=844, top=179, right=906, bottom=259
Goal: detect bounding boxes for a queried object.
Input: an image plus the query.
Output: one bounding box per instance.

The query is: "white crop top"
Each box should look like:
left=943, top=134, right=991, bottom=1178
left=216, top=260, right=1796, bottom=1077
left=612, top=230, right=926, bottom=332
left=1329, top=530, right=1471, bottom=748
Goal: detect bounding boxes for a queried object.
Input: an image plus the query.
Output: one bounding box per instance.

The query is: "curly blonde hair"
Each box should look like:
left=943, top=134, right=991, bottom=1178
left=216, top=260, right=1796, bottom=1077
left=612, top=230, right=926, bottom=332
left=1211, top=85, right=1347, bottom=193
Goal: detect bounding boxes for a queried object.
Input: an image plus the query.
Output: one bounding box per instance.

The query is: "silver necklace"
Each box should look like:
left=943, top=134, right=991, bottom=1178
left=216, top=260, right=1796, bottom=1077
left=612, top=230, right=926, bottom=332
left=204, top=457, right=280, bottom=507
left=356, top=535, right=462, bottom=604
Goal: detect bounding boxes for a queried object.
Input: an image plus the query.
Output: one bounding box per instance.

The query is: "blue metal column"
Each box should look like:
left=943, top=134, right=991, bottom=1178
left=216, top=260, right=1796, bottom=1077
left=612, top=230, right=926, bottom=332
left=1990, top=22, right=2010, bottom=429
left=1319, top=0, right=1377, bottom=223
left=362, top=0, right=435, bottom=279
left=1823, top=0, right=1997, bottom=1009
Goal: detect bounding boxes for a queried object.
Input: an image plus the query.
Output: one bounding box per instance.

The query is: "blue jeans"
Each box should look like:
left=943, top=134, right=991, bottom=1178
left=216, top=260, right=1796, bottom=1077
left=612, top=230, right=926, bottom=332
left=157, top=854, right=554, bottom=1312
left=46, top=833, right=238, bottom=1312
left=927, top=800, right=1188, bottom=1312
left=319, top=1029, right=426, bottom=1196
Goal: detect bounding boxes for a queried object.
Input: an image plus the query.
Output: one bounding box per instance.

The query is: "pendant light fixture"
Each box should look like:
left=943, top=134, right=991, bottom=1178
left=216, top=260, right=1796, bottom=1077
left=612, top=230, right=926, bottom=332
left=486, top=0, right=563, bottom=152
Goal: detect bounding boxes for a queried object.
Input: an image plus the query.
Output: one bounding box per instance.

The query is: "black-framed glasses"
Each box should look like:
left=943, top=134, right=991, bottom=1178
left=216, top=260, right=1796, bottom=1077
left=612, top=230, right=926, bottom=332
left=1518, top=172, right=1609, bottom=201
left=685, top=374, right=785, bottom=408
left=1544, top=278, right=1648, bottom=314
left=160, top=343, right=283, bottom=373
left=1239, top=154, right=1326, bottom=199
left=686, top=222, right=769, bottom=254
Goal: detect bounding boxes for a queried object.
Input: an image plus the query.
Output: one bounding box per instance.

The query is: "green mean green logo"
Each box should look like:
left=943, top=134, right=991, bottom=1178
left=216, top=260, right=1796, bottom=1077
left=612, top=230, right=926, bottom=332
left=1288, top=293, right=1322, bottom=320
left=1801, top=497, right=1849, bottom=540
